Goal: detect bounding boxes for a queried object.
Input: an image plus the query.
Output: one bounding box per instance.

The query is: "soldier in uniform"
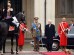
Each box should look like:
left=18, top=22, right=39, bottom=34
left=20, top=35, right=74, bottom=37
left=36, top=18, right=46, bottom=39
left=31, top=17, right=42, bottom=51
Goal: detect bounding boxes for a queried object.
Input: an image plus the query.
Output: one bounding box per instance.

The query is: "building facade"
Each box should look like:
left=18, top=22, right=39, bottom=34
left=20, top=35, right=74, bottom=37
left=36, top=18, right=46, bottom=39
left=0, top=0, right=74, bottom=39
left=22, top=0, right=55, bottom=38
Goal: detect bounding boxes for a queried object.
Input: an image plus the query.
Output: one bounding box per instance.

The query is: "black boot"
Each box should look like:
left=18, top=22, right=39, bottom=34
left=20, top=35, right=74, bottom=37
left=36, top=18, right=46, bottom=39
left=11, top=46, right=14, bottom=54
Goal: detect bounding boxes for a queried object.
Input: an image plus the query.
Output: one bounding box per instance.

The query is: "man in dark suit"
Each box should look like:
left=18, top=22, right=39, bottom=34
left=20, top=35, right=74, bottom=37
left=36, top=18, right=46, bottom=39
left=45, top=20, right=55, bottom=52
left=69, top=20, right=74, bottom=27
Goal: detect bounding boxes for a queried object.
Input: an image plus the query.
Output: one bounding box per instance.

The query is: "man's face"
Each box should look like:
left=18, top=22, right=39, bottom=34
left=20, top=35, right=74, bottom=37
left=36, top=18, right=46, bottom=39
left=34, top=19, right=38, bottom=23
left=48, top=21, right=51, bottom=25
left=62, top=18, right=66, bottom=22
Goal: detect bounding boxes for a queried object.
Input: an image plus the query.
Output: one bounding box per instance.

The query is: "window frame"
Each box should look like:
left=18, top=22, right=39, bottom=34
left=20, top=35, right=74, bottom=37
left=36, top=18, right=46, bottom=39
left=55, top=0, right=74, bottom=18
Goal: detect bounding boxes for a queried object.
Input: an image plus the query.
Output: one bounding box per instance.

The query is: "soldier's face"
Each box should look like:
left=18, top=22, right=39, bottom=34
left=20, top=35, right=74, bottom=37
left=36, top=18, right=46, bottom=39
left=34, top=19, right=38, bottom=23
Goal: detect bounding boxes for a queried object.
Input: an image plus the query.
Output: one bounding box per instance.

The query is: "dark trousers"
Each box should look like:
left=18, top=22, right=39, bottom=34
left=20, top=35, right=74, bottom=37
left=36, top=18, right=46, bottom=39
left=45, top=39, right=53, bottom=51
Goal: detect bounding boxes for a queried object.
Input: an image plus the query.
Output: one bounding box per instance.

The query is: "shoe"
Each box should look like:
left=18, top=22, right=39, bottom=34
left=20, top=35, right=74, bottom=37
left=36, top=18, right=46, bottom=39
left=63, top=49, right=66, bottom=53
left=49, top=51, right=52, bottom=52
left=36, top=48, right=39, bottom=52
left=16, top=51, right=18, bottom=54
left=67, top=50, right=71, bottom=54
left=47, top=50, right=52, bottom=52
left=33, top=49, right=36, bottom=51
left=11, top=51, right=14, bottom=54
left=64, top=49, right=71, bottom=54
left=1, top=51, right=3, bottom=55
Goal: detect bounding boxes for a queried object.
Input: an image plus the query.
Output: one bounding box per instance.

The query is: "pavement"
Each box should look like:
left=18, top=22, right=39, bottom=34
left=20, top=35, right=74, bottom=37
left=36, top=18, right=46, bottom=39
left=0, top=40, right=74, bottom=55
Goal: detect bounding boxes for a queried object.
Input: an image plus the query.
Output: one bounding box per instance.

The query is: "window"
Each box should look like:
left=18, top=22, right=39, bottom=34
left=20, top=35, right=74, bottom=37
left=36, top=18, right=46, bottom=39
left=67, top=0, right=73, bottom=14
left=55, top=0, right=74, bottom=18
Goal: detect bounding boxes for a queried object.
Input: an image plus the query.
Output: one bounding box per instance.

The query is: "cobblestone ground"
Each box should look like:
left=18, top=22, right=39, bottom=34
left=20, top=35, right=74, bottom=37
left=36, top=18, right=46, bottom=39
left=1, top=40, right=74, bottom=55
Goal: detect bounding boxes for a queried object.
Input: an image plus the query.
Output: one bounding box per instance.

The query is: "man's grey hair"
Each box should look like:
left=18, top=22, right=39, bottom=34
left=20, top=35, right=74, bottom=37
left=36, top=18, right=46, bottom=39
left=48, top=19, right=52, bottom=22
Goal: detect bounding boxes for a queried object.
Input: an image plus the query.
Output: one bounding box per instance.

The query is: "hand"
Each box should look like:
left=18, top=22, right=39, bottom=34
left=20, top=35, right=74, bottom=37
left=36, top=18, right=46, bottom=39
left=68, top=29, right=70, bottom=31
left=27, top=29, right=31, bottom=33
left=40, top=34, right=42, bottom=37
left=53, top=36, right=54, bottom=38
left=45, top=36, right=47, bottom=39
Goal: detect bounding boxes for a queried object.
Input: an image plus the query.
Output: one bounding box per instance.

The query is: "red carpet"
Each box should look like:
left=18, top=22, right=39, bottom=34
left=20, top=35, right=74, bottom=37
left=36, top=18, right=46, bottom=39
left=40, top=52, right=71, bottom=55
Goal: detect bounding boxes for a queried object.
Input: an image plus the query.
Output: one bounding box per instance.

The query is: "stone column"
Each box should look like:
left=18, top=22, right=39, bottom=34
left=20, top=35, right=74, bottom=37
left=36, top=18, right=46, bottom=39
left=46, top=0, right=55, bottom=24
left=22, top=0, right=34, bottom=38
left=34, top=0, right=45, bottom=34
left=34, top=0, right=55, bottom=34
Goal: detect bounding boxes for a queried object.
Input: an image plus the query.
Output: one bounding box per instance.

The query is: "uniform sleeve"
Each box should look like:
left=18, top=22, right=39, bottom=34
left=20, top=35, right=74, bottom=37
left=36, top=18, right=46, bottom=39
left=31, top=23, right=33, bottom=31
left=67, top=23, right=70, bottom=31
left=58, top=23, right=61, bottom=35
left=24, top=23, right=27, bottom=28
left=67, top=23, right=69, bottom=28
left=19, top=24, right=23, bottom=31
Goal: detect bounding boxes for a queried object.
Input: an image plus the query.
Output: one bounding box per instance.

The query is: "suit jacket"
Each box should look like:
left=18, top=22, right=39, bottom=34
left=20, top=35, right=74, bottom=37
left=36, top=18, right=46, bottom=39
left=69, top=24, right=74, bottom=27
left=45, top=24, right=55, bottom=39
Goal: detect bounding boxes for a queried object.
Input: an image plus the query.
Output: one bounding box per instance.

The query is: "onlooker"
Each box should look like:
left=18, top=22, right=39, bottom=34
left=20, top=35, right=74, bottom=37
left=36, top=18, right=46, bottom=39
left=68, top=20, right=74, bottom=35
left=45, top=19, right=55, bottom=52
left=31, top=17, right=42, bottom=51
left=69, top=20, right=74, bottom=28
